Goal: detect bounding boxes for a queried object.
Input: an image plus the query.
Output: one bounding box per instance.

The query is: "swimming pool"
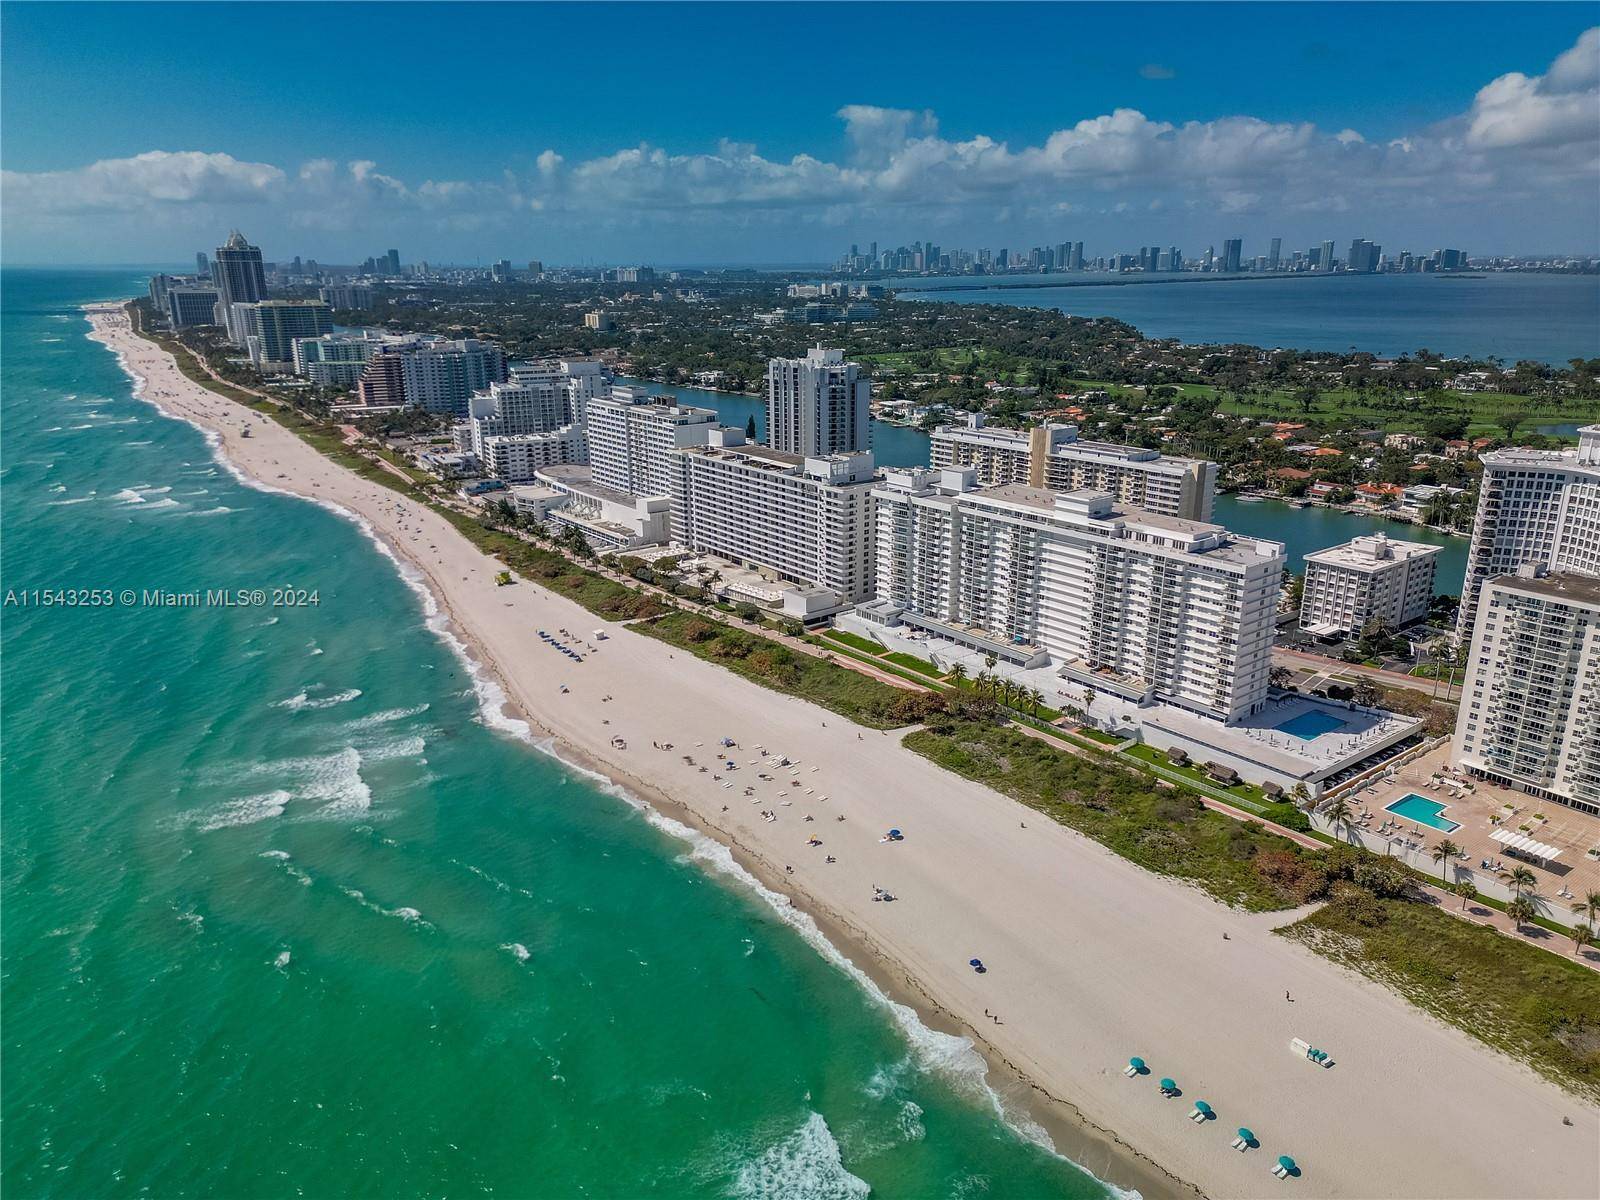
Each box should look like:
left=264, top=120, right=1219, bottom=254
left=1275, top=710, right=1348, bottom=740
left=1385, top=793, right=1461, bottom=833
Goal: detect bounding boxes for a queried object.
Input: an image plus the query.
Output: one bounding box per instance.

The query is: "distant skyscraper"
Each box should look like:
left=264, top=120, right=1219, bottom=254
left=195, top=251, right=209, bottom=276
left=1320, top=240, right=1336, bottom=272
left=1055, top=242, right=1070, bottom=271
left=385, top=249, right=400, bottom=275
left=1222, top=238, right=1243, bottom=273
left=212, top=230, right=267, bottom=344
left=1268, top=238, right=1282, bottom=271
left=1348, top=239, right=1380, bottom=273
left=766, top=347, right=871, bottom=458
left=1168, top=246, right=1182, bottom=272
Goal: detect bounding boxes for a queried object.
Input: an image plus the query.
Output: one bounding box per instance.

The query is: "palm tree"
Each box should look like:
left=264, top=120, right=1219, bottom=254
left=1569, top=890, right=1600, bottom=933
left=1501, top=865, right=1537, bottom=901
left=1027, top=688, right=1044, bottom=717
left=1570, top=924, right=1593, bottom=957
left=1506, top=896, right=1538, bottom=934
left=1323, top=796, right=1353, bottom=841
left=948, top=662, right=968, bottom=686
left=1430, top=838, right=1461, bottom=882
left=1452, top=880, right=1476, bottom=910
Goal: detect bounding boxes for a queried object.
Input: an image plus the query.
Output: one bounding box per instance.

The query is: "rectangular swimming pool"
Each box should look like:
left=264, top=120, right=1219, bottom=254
left=1385, top=793, right=1460, bottom=833
left=1275, top=710, right=1348, bottom=740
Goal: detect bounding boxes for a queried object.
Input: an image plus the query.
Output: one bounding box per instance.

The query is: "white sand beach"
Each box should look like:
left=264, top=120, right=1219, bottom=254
left=88, top=302, right=1600, bottom=1199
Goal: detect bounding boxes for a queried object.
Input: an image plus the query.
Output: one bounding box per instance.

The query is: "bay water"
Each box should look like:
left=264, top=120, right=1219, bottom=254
left=1, top=269, right=1108, bottom=1198
left=898, top=271, right=1599, bottom=365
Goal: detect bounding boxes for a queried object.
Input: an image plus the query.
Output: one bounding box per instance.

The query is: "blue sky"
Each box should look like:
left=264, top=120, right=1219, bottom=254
left=3, top=2, right=1597, bottom=264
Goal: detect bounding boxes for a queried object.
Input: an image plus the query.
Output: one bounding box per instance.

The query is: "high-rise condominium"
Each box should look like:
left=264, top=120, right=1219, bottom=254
left=1453, top=570, right=1600, bottom=815
left=765, top=347, right=871, bottom=458
left=866, top=472, right=1284, bottom=723
left=212, top=231, right=267, bottom=344
left=1455, top=425, right=1600, bottom=640
left=1222, top=238, right=1243, bottom=273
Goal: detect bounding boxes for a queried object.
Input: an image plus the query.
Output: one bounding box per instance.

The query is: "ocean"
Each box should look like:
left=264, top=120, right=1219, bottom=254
left=0, top=269, right=1108, bottom=1198
left=898, top=271, right=1600, bottom=365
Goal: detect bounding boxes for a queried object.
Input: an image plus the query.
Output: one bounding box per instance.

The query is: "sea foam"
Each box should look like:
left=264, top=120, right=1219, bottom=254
left=730, top=1111, right=870, bottom=1200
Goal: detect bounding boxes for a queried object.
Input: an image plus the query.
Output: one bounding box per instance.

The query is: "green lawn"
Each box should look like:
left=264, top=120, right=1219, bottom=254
left=821, top=628, right=888, bottom=655
left=1282, top=897, right=1600, bottom=1102
left=1076, top=727, right=1125, bottom=746
left=882, top=651, right=944, bottom=678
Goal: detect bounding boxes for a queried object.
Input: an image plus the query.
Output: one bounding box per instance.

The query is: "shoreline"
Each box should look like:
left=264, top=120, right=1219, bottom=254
left=86, top=300, right=1600, bottom=1200
left=88, top=303, right=1180, bottom=1198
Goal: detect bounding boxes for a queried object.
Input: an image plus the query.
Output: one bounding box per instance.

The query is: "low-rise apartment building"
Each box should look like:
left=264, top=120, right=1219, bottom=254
left=1299, top=533, right=1442, bottom=636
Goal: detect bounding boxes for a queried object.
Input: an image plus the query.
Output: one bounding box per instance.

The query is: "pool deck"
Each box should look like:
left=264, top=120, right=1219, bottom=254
left=1331, top=743, right=1600, bottom=927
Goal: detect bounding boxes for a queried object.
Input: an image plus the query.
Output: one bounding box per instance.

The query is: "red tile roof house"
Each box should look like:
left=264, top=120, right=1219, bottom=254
left=1355, top=482, right=1405, bottom=505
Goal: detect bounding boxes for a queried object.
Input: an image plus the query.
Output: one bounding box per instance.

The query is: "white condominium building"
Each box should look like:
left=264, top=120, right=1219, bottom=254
left=1453, top=569, right=1600, bottom=815
left=930, top=414, right=1218, bottom=521
left=1456, top=424, right=1600, bottom=640
left=1299, top=533, right=1442, bottom=636
left=766, top=346, right=871, bottom=458
left=669, top=428, right=877, bottom=604
left=292, top=330, right=389, bottom=387
left=454, top=359, right=610, bottom=483
left=867, top=470, right=1284, bottom=723
left=358, top=337, right=508, bottom=414
left=586, top=386, right=718, bottom=498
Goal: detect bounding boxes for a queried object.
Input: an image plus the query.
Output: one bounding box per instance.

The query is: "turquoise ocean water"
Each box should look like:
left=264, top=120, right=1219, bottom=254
left=1, top=270, right=1108, bottom=1198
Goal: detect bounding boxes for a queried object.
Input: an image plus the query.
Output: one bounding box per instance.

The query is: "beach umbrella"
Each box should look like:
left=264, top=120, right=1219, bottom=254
left=889, top=828, right=902, bottom=838
left=1128, top=1057, right=1146, bottom=1072
left=1278, top=1156, right=1297, bottom=1172
left=1194, top=1101, right=1213, bottom=1116
left=1159, top=1078, right=1176, bottom=1092
left=969, top=958, right=982, bottom=967
left=1237, top=1128, right=1255, bottom=1143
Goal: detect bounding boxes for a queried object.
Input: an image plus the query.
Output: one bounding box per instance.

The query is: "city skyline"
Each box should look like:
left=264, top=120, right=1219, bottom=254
left=2, top=4, right=1596, bottom=264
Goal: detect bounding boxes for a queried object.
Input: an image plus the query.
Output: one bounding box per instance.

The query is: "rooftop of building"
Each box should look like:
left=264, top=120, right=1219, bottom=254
left=535, top=464, right=643, bottom=508
left=1487, top=570, right=1600, bottom=608
left=967, top=485, right=1283, bottom=565
left=934, top=418, right=1204, bottom=467
left=1304, top=532, right=1445, bottom=570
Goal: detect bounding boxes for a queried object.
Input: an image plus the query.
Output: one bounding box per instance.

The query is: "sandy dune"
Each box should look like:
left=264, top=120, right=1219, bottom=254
left=88, top=303, right=1600, bottom=1199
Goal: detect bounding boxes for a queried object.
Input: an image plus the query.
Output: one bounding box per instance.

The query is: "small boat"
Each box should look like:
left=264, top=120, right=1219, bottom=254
left=1235, top=494, right=1266, bottom=503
